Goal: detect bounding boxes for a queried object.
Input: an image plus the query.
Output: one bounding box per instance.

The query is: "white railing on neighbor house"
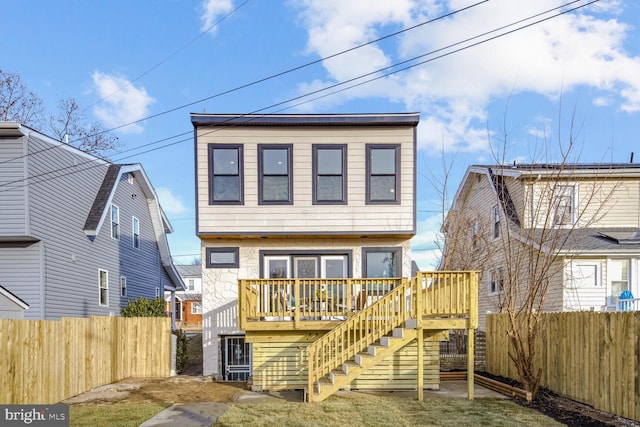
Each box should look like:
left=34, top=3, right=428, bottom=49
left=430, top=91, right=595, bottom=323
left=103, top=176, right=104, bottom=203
left=616, top=297, right=640, bottom=311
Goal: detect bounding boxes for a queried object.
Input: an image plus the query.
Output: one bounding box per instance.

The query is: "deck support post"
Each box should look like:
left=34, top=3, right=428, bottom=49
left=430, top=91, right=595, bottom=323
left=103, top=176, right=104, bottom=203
left=417, top=327, right=424, bottom=401
left=294, top=279, right=301, bottom=328
left=467, top=327, right=474, bottom=400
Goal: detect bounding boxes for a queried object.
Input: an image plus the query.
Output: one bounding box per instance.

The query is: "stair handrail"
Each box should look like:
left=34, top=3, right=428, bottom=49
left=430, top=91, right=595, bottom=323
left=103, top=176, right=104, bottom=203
left=307, top=277, right=414, bottom=390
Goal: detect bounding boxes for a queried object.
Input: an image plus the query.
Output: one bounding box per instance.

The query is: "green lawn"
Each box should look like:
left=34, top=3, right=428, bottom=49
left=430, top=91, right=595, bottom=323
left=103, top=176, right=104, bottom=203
left=215, top=394, right=562, bottom=427
left=69, top=402, right=170, bottom=427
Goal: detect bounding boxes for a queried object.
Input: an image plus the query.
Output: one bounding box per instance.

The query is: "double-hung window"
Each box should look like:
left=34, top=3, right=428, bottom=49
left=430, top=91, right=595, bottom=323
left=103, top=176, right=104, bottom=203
left=208, top=144, right=243, bottom=204
left=491, top=205, right=500, bottom=240
left=132, top=217, right=140, bottom=249
left=258, top=144, right=293, bottom=204
left=553, top=185, right=575, bottom=226
left=99, top=269, right=109, bottom=306
left=120, top=276, right=127, bottom=297
left=111, top=205, right=119, bottom=239
left=192, top=302, right=203, bottom=315
left=313, top=145, right=347, bottom=204
left=366, top=144, right=400, bottom=204
left=488, top=267, right=504, bottom=295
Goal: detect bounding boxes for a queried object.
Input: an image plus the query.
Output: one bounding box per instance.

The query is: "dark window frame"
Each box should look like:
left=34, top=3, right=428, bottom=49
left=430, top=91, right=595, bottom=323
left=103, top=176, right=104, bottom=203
left=258, top=144, right=293, bottom=205
left=362, top=247, right=402, bottom=278
left=206, top=247, right=240, bottom=268
left=312, top=144, right=347, bottom=205
left=259, top=250, right=353, bottom=279
left=208, top=144, right=244, bottom=205
left=365, top=144, right=401, bottom=204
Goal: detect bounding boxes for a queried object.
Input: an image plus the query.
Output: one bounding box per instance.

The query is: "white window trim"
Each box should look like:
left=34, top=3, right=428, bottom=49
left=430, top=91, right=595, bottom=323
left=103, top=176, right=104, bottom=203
left=188, top=279, right=195, bottom=291
left=99, top=269, right=109, bottom=306
left=321, top=255, right=348, bottom=278
left=111, top=205, right=120, bottom=240
left=607, top=258, right=632, bottom=307
left=155, top=287, right=160, bottom=298
left=120, top=276, right=127, bottom=297
left=552, top=184, right=577, bottom=227
left=191, top=302, right=203, bottom=315
left=491, top=205, right=500, bottom=241
left=132, top=216, right=140, bottom=249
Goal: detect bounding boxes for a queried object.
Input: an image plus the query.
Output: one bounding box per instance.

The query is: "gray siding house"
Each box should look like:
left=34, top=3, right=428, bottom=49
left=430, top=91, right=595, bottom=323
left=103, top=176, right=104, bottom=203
left=0, top=122, right=184, bottom=320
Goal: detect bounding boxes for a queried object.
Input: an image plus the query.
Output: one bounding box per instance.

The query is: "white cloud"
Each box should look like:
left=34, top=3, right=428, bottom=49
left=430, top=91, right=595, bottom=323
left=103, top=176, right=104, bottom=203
left=291, top=0, right=640, bottom=153
left=91, top=71, right=155, bottom=134
left=156, top=187, right=188, bottom=215
left=200, top=0, right=234, bottom=33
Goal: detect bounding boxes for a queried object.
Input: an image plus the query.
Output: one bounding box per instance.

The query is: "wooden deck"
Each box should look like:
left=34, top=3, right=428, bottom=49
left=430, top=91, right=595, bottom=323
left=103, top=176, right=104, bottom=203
left=239, top=273, right=478, bottom=332
left=238, top=271, right=478, bottom=402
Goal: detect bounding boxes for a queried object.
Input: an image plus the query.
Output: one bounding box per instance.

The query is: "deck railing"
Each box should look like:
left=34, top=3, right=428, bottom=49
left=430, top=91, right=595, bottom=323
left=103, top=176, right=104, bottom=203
left=304, top=271, right=478, bottom=392
left=417, top=271, right=478, bottom=327
left=238, top=278, right=405, bottom=328
left=238, top=272, right=478, bottom=328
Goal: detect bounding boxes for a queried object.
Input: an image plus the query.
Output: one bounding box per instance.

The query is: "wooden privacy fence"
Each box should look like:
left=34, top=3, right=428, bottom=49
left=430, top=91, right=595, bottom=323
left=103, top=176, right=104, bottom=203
left=487, top=312, right=640, bottom=422
left=0, top=316, right=172, bottom=404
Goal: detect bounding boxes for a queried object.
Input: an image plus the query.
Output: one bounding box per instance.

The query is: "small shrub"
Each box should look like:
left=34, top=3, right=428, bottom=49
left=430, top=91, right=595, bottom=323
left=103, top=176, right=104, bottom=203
left=173, top=329, right=188, bottom=373
left=121, top=297, right=166, bottom=317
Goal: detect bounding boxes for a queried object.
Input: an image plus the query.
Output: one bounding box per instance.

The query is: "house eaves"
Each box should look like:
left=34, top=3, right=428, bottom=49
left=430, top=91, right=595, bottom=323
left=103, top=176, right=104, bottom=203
left=190, top=112, right=421, bottom=128
left=511, top=227, right=640, bottom=257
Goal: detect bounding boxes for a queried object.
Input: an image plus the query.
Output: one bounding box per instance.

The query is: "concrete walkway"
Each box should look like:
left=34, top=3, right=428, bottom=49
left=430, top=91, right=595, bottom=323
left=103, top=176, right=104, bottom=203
left=138, top=390, right=298, bottom=426
left=139, top=381, right=507, bottom=426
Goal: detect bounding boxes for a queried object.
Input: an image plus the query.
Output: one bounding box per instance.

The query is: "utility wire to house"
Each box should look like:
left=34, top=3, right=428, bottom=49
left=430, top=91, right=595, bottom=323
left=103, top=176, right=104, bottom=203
left=0, top=0, right=599, bottom=193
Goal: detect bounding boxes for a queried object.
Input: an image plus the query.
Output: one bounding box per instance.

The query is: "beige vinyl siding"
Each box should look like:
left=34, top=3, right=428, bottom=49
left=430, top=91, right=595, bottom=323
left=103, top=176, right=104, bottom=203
left=563, top=258, right=607, bottom=311
left=196, top=126, right=415, bottom=235
left=250, top=337, right=439, bottom=391
left=526, top=178, right=640, bottom=228
left=580, top=179, right=640, bottom=227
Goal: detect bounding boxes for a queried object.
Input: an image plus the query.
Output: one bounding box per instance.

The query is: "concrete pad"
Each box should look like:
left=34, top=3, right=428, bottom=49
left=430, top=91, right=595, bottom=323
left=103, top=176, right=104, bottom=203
left=139, top=402, right=228, bottom=427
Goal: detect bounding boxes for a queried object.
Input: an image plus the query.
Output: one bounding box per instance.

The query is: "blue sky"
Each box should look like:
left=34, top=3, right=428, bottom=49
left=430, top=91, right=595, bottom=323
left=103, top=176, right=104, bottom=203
left=2, top=0, right=640, bottom=268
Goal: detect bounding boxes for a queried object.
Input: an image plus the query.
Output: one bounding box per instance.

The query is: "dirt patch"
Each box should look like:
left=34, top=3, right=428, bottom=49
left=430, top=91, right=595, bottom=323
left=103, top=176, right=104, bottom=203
left=62, top=377, right=247, bottom=406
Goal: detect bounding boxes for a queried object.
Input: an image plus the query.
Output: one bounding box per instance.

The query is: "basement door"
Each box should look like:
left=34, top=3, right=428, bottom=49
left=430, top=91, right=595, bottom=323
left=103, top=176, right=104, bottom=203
left=221, top=335, right=252, bottom=381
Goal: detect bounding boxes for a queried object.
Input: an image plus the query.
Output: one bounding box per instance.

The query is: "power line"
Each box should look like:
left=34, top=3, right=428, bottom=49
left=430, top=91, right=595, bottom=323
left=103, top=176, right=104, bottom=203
left=77, top=1, right=489, bottom=139
left=31, top=0, right=489, bottom=153
left=0, top=0, right=598, bottom=193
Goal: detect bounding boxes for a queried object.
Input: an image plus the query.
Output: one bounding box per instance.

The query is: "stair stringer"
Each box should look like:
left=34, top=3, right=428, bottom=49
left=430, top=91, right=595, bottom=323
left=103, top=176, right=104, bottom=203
left=310, top=327, right=418, bottom=402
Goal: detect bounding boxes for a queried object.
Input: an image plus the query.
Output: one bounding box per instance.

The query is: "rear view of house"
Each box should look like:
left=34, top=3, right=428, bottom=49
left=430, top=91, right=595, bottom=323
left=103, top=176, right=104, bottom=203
left=193, top=113, right=478, bottom=401
left=0, top=122, right=184, bottom=319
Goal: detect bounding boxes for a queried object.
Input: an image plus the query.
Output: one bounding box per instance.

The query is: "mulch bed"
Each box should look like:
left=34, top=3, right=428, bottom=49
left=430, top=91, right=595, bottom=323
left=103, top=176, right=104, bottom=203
left=477, top=372, right=639, bottom=427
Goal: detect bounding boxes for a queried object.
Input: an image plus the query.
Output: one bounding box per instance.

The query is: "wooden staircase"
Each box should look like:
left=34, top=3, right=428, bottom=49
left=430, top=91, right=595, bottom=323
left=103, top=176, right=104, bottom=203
left=307, top=280, right=416, bottom=402
left=311, top=325, right=418, bottom=401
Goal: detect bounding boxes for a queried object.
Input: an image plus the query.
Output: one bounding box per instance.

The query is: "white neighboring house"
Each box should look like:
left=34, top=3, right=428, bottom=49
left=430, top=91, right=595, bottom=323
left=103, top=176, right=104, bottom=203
left=445, top=163, right=640, bottom=329
left=166, top=264, right=203, bottom=330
